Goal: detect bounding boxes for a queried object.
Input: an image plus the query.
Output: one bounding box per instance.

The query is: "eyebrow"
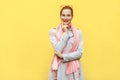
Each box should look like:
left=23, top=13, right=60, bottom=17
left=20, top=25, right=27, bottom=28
left=61, top=13, right=71, bottom=15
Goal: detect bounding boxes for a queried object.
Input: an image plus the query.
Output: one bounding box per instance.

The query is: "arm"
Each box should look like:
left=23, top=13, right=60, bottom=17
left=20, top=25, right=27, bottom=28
left=62, top=29, right=84, bottom=62
left=49, top=28, right=69, bottom=52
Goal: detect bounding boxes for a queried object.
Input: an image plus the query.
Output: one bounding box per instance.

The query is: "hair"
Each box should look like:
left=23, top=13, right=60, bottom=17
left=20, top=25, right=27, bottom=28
left=60, top=5, right=73, bottom=16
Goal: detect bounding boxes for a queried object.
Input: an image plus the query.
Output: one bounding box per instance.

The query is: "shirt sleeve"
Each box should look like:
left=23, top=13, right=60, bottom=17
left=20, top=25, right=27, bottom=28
left=49, top=28, right=70, bottom=52
left=62, top=29, right=84, bottom=62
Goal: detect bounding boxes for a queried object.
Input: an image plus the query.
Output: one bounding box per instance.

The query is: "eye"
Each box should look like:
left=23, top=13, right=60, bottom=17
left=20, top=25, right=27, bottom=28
left=61, top=14, right=65, bottom=17
left=67, top=14, right=71, bottom=17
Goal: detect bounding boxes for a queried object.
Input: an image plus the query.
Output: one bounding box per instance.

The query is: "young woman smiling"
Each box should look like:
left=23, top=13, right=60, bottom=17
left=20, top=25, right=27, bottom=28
left=48, top=5, right=84, bottom=80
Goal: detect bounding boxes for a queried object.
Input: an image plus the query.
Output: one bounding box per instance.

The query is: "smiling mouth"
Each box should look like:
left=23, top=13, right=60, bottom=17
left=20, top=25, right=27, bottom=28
left=63, top=20, right=68, bottom=22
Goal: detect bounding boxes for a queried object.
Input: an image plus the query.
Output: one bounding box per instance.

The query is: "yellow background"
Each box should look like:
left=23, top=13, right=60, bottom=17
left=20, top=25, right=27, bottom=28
left=0, top=0, right=120, bottom=80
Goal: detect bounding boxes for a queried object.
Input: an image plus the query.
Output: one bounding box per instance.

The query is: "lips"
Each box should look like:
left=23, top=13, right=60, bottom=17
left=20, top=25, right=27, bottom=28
left=63, top=19, right=68, bottom=22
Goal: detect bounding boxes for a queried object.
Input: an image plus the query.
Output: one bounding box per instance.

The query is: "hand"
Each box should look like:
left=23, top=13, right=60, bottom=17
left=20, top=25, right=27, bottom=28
left=61, top=23, right=69, bottom=32
left=54, top=50, right=63, bottom=59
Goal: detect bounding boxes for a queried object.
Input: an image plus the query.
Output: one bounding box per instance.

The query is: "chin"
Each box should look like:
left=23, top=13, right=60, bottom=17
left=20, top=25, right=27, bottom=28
left=63, top=22, right=70, bottom=25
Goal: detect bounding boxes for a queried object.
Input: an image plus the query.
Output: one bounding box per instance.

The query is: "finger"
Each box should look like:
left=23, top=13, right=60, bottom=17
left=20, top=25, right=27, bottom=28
left=54, top=50, right=58, bottom=54
left=55, top=49, right=59, bottom=52
left=54, top=49, right=57, bottom=52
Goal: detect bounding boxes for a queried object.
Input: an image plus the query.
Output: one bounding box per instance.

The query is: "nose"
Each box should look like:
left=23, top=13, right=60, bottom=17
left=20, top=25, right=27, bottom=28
left=64, top=17, right=68, bottom=20
left=65, top=16, right=68, bottom=19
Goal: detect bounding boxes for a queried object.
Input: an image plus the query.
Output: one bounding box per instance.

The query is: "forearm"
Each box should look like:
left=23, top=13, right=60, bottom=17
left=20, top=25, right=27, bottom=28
left=62, top=29, right=84, bottom=62
left=49, top=29, right=69, bottom=52
left=54, top=32, right=69, bottom=52
left=62, top=50, right=83, bottom=62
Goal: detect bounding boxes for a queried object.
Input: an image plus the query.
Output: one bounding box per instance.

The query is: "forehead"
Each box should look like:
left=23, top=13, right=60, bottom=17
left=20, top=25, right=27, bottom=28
left=61, top=9, right=71, bottom=14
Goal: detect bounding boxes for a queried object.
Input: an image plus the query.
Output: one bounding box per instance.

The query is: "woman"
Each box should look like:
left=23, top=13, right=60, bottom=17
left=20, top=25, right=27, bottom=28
left=48, top=5, right=84, bottom=80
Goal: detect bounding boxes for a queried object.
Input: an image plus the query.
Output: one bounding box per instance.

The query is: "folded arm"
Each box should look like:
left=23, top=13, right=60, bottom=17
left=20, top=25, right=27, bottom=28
left=49, top=28, right=69, bottom=52
left=62, top=29, right=84, bottom=62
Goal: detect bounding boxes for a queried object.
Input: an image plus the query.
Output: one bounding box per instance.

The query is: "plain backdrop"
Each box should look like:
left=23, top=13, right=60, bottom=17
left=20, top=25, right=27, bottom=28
left=0, top=0, right=120, bottom=80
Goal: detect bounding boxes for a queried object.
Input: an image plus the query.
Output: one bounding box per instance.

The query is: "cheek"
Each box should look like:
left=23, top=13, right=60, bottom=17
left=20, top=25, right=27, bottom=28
left=60, top=16, right=65, bottom=19
left=60, top=16, right=72, bottom=21
left=60, top=17, right=65, bottom=21
left=68, top=17, right=72, bottom=20
left=68, top=19, right=71, bottom=21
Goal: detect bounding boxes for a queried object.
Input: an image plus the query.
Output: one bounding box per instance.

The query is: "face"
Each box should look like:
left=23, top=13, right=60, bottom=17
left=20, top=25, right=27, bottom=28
left=60, top=9, right=73, bottom=25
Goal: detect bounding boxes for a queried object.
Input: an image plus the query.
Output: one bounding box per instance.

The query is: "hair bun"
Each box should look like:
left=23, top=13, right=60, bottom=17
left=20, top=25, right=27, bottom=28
left=60, top=5, right=73, bottom=9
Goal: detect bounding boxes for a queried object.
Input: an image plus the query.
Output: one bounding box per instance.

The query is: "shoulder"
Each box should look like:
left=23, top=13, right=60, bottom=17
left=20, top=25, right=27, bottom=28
left=76, top=28, right=83, bottom=40
left=76, top=28, right=83, bottom=35
left=49, top=28, right=56, bottom=36
left=49, top=28, right=56, bottom=32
